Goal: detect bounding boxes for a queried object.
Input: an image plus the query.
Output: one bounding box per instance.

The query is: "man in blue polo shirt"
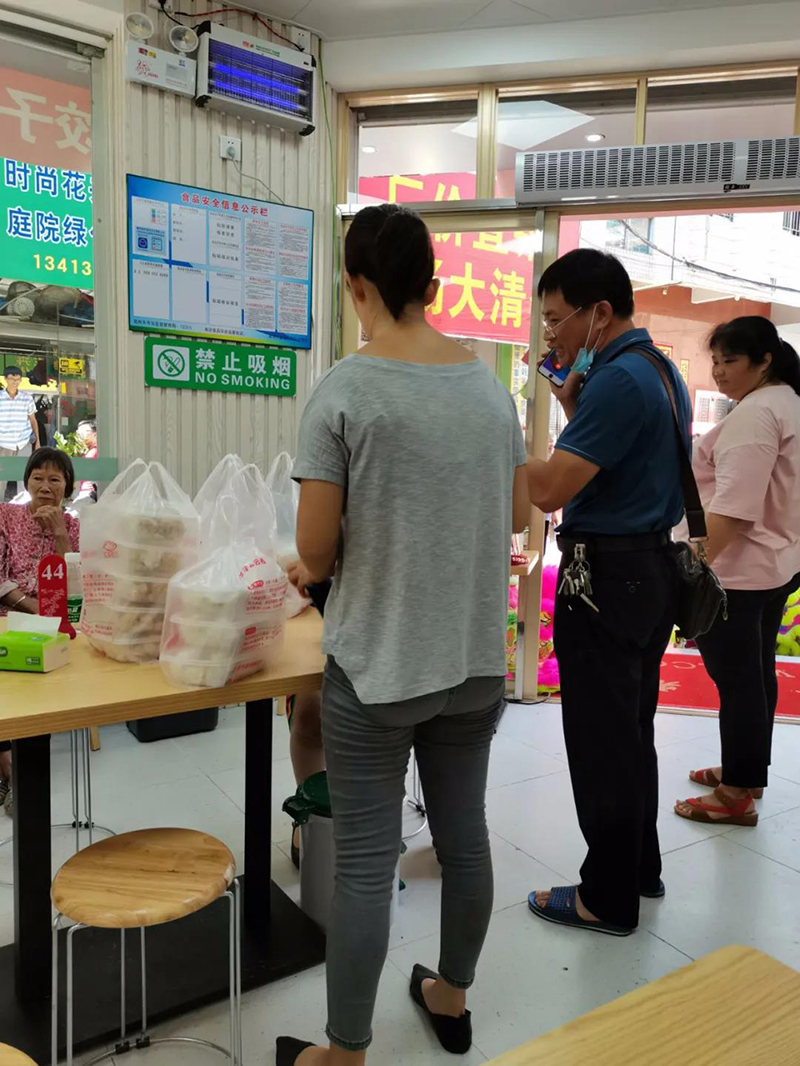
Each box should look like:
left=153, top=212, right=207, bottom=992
left=525, top=249, right=691, bottom=937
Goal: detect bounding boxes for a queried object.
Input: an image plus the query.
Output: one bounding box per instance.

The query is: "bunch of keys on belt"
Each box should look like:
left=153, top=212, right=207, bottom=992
left=559, top=543, right=600, bottom=612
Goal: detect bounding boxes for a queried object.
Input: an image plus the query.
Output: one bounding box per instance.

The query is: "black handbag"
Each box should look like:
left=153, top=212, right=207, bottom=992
left=634, top=350, right=727, bottom=640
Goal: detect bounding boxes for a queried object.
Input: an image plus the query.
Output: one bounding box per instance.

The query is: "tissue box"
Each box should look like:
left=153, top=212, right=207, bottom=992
left=0, top=630, right=71, bottom=672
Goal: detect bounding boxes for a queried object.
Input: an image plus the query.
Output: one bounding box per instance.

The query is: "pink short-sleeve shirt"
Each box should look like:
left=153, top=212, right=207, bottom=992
left=689, top=383, right=800, bottom=590
left=0, top=503, right=80, bottom=613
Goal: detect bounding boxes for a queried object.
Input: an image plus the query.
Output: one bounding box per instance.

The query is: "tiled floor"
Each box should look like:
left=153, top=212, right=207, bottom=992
left=2, top=704, right=800, bottom=1064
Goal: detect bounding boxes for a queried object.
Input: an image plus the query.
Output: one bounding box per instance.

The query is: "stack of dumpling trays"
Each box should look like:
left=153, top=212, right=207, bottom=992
left=80, top=461, right=200, bottom=663
left=160, top=463, right=288, bottom=688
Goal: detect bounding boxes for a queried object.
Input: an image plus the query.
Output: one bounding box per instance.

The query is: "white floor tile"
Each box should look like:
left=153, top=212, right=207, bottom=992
left=210, top=757, right=299, bottom=846
left=486, top=730, right=565, bottom=790
left=769, top=721, right=800, bottom=785
left=484, top=770, right=585, bottom=881
left=390, top=903, right=692, bottom=1062
left=497, top=701, right=569, bottom=761
left=642, top=834, right=800, bottom=970
left=653, top=709, right=721, bottom=747
left=388, top=827, right=566, bottom=952
left=725, top=804, right=800, bottom=874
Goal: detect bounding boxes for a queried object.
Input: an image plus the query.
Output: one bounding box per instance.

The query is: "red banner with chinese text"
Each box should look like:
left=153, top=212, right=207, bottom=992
left=358, top=173, right=534, bottom=346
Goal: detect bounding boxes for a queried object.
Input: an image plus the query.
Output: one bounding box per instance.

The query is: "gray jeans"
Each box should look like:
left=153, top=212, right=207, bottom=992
left=322, top=657, right=504, bottom=1052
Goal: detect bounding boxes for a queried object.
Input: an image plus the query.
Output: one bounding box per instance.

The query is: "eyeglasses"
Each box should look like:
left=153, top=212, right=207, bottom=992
left=541, top=305, right=584, bottom=338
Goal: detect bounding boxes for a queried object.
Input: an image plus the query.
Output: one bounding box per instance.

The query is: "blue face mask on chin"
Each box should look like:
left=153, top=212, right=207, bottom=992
left=573, top=347, right=595, bottom=375
left=572, top=306, right=602, bottom=375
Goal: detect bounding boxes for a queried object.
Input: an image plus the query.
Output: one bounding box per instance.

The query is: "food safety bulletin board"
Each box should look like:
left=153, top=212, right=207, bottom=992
left=127, top=174, right=313, bottom=349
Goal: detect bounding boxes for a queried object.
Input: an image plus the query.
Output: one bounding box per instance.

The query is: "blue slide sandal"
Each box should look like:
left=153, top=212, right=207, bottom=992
left=528, top=885, right=634, bottom=937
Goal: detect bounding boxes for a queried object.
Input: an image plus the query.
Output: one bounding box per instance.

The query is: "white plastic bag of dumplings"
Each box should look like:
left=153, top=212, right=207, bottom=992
left=160, top=466, right=287, bottom=688
left=265, top=451, right=300, bottom=566
left=193, top=454, right=243, bottom=542
left=194, top=456, right=278, bottom=555
left=80, top=460, right=199, bottom=663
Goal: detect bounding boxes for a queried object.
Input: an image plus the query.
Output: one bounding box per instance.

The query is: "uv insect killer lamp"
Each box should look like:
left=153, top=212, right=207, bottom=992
left=195, top=22, right=315, bottom=136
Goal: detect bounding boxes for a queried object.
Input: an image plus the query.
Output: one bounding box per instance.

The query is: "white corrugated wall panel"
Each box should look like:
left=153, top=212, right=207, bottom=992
left=122, top=0, right=335, bottom=494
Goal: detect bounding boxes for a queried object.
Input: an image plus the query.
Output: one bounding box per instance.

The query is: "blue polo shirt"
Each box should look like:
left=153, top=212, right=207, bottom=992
left=556, top=328, right=691, bottom=535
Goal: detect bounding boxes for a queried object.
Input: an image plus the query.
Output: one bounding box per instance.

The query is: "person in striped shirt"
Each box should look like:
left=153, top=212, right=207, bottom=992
left=0, top=366, right=40, bottom=500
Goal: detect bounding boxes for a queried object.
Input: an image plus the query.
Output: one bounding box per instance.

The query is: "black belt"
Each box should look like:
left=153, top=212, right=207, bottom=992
left=557, top=532, right=669, bottom=554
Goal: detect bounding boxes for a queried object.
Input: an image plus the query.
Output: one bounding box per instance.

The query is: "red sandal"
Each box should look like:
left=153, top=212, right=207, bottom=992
left=675, top=788, right=758, bottom=827
left=689, top=767, right=763, bottom=800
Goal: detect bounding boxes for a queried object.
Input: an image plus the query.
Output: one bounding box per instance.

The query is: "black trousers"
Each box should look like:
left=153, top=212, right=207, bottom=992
left=696, top=570, right=800, bottom=789
left=554, top=542, right=678, bottom=930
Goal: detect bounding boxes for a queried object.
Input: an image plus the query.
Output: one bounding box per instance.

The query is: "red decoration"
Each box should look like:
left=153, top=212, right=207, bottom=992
left=38, top=553, right=75, bottom=639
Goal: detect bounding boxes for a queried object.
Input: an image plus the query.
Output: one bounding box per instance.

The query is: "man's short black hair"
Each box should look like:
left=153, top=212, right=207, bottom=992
left=4, top=365, right=22, bottom=377
left=538, top=249, right=634, bottom=318
left=24, top=446, right=75, bottom=499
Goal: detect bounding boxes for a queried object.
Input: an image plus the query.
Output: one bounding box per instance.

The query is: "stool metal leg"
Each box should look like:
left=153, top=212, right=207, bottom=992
left=403, top=751, right=428, bottom=840
left=227, top=890, right=236, bottom=1066
left=138, top=927, right=149, bottom=1048
left=71, top=731, right=80, bottom=854
left=234, top=878, right=242, bottom=1064
left=117, top=927, right=131, bottom=1055
left=52, top=914, right=62, bottom=1066
left=66, top=923, right=84, bottom=1066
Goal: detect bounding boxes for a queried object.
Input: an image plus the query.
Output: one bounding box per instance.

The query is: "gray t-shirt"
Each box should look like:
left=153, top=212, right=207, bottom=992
left=293, top=353, right=527, bottom=704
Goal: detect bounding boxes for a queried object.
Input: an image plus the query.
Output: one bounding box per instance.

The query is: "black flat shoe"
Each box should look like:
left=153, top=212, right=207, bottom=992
left=410, top=963, right=472, bottom=1055
left=641, top=879, right=666, bottom=899
left=276, top=1036, right=315, bottom=1065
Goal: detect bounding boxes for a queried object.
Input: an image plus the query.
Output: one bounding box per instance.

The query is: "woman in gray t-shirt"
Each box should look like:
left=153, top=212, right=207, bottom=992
left=278, top=205, right=528, bottom=1066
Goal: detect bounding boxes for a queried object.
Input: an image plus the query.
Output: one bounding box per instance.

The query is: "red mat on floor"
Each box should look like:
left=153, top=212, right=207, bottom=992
left=658, top=651, right=800, bottom=721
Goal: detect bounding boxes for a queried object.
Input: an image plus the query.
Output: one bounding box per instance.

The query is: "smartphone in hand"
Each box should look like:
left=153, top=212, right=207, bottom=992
left=537, top=350, right=570, bottom=388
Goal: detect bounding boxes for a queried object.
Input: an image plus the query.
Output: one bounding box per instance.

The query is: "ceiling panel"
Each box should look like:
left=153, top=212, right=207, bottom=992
left=462, top=1, right=550, bottom=30
left=515, top=0, right=756, bottom=18
left=242, top=0, right=311, bottom=20
left=248, top=0, right=767, bottom=39
left=289, top=0, right=490, bottom=39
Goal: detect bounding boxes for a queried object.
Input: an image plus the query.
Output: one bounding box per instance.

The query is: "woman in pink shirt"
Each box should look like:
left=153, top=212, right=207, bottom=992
left=675, top=318, right=800, bottom=827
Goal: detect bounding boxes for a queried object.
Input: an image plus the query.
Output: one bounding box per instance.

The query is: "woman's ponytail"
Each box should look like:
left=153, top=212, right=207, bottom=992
left=345, top=204, right=435, bottom=321
left=776, top=340, right=800, bottom=396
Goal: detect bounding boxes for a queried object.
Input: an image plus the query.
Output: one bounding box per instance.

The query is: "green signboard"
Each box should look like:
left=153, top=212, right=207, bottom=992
left=1, top=157, right=93, bottom=287
left=144, top=338, right=296, bottom=397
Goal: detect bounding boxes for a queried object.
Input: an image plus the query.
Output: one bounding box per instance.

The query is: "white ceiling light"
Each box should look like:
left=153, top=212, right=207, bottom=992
left=455, top=99, right=592, bottom=151
left=585, top=133, right=605, bottom=142
left=361, top=145, right=378, bottom=154
left=125, top=12, right=155, bottom=41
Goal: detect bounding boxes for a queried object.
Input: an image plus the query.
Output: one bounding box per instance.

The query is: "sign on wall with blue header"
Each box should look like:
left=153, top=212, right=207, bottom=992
left=127, top=174, right=313, bottom=349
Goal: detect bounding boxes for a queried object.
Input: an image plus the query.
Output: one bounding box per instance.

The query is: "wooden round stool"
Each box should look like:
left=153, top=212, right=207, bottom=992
left=0, top=1044, right=37, bottom=1065
left=51, top=828, right=241, bottom=1066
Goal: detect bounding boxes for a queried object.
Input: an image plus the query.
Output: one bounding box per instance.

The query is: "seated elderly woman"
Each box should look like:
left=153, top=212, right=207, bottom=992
left=0, top=447, right=79, bottom=812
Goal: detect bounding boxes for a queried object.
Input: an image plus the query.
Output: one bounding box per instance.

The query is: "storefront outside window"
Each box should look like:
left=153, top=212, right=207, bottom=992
left=0, top=35, right=98, bottom=499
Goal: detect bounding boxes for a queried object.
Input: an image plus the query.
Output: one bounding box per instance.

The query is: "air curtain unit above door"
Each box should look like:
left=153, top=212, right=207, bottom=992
left=195, top=21, right=315, bottom=136
left=515, top=137, right=800, bottom=205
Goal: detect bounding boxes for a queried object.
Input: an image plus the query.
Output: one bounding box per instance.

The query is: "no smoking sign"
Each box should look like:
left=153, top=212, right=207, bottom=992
left=152, top=344, right=190, bottom=382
